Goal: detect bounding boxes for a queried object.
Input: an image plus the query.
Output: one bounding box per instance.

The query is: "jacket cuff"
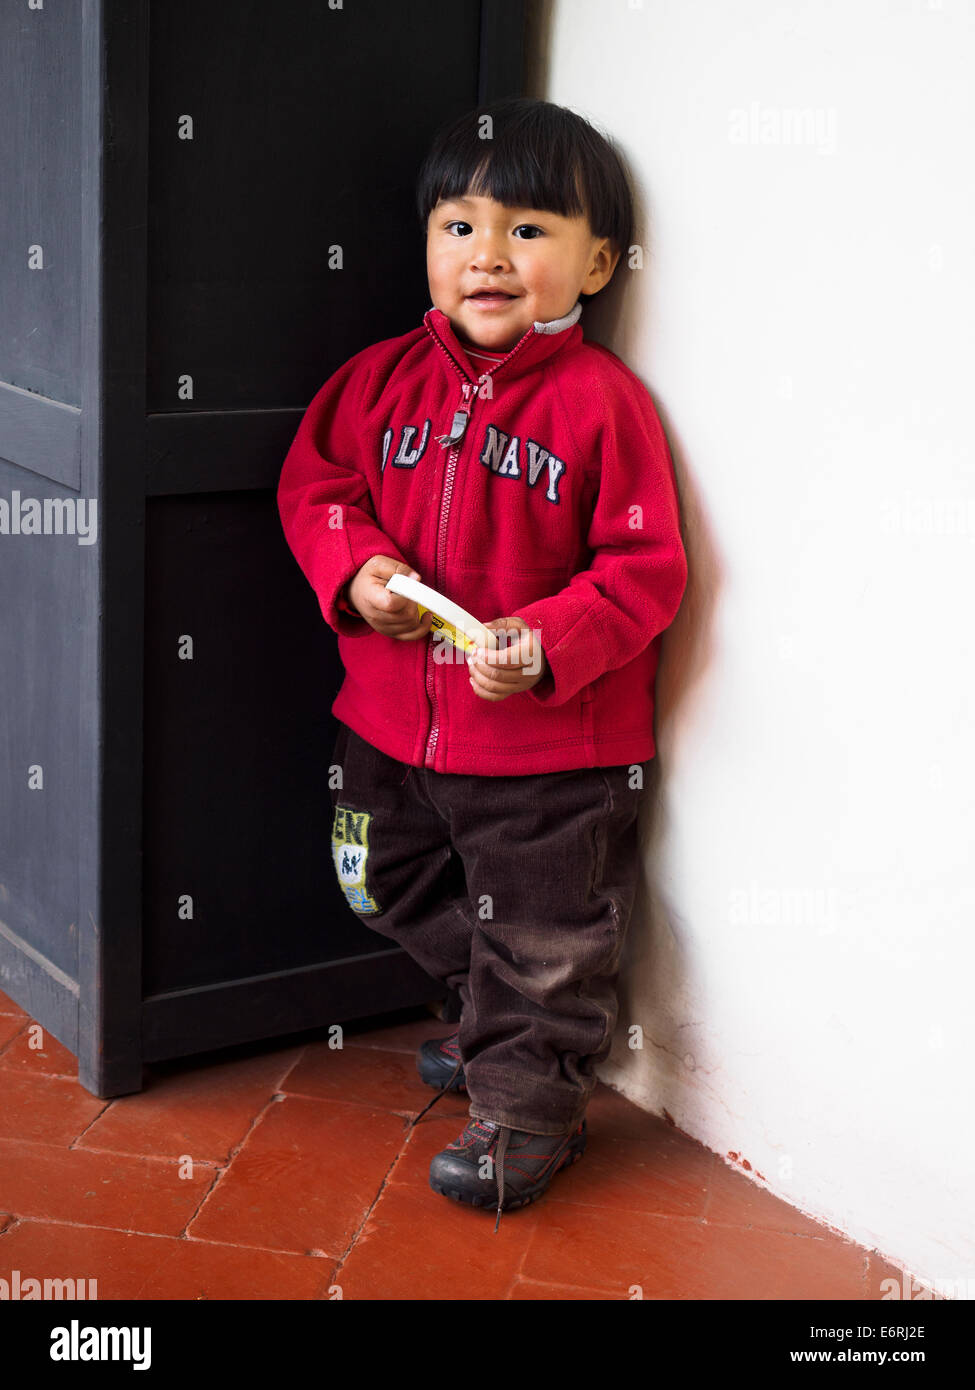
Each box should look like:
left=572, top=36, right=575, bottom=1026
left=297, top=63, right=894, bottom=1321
left=526, top=658, right=557, bottom=702
left=335, top=582, right=369, bottom=635
left=324, top=527, right=409, bottom=638
left=512, top=602, right=606, bottom=707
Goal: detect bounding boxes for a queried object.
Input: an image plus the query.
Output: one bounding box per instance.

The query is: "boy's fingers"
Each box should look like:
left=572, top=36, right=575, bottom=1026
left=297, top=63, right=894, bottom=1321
left=369, top=565, right=421, bottom=607
left=477, top=628, right=532, bottom=666
left=370, top=559, right=420, bottom=581
left=469, top=656, right=521, bottom=689
left=393, top=613, right=432, bottom=640
left=375, top=587, right=415, bottom=612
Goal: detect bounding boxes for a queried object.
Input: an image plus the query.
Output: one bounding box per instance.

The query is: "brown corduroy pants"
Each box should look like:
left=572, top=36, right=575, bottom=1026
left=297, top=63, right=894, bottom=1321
left=329, top=721, right=647, bottom=1135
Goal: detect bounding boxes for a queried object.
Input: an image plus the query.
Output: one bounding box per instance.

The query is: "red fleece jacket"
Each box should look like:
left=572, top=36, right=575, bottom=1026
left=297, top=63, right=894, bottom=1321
left=276, top=300, right=687, bottom=775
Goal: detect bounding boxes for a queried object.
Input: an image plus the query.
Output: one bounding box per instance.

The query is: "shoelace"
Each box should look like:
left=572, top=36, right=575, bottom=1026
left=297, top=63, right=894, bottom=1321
left=493, top=1125, right=511, bottom=1234
left=406, top=1048, right=512, bottom=1232
left=406, top=1054, right=464, bottom=1127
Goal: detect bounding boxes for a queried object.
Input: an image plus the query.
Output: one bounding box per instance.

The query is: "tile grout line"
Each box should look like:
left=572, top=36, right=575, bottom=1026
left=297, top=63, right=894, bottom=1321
left=0, top=1131, right=223, bottom=1170
left=0, top=1211, right=343, bottom=1262
left=1, top=1068, right=87, bottom=1082
left=271, top=1082, right=447, bottom=1116
left=175, top=1085, right=301, bottom=1239
left=502, top=1227, right=535, bottom=1299
left=129, top=1042, right=314, bottom=1239
left=327, top=1112, right=435, bottom=1285
left=0, top=1019, right=30, bottom=1061
left=67, top=1042, right=313, bottom=1158
left=511, top=1275, right=636, bottom=1300
left=264, top=1043, right=312, bottom=1094
left=68, top=1099, right=116, bottom=1148
left=64, top=1141, right=224, bottom=1168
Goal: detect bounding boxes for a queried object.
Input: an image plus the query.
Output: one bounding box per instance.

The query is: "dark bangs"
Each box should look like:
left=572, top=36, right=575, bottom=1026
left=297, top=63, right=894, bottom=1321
left=416, top=97, right=633, bottom=261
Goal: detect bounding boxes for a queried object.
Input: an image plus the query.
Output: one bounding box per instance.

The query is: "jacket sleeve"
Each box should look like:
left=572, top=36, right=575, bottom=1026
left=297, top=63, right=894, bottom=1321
left=512, top=373, right=687, bottom=706
left=277, top=350, right=409, bottom=637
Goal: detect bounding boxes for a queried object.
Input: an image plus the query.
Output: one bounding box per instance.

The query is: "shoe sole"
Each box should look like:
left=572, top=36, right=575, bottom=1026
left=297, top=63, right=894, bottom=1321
left=429, top=1141, right=585, bottom=1213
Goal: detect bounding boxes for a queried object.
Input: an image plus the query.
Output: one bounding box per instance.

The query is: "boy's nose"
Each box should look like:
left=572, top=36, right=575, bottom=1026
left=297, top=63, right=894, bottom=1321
left=470, top=234, right=511, bottom=271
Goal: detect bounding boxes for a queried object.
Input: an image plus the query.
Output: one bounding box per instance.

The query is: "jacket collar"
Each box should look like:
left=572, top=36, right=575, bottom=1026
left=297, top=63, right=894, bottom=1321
left=423, top=300, right=583, bottom=385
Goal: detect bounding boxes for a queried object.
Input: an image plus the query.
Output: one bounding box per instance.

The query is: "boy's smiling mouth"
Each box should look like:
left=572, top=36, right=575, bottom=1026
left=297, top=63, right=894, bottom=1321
left=466, top=287, right=519, bottom=307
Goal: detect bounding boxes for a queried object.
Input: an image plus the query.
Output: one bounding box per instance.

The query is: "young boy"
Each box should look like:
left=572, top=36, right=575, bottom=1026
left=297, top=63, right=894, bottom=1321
left=276, top=97, right=687, bottom=1232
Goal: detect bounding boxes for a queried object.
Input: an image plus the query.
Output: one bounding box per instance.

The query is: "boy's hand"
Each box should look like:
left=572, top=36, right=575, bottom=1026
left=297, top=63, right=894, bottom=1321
left=467, top=617, right=548, bottom=701
left=346, top=556, right=433, bottom=641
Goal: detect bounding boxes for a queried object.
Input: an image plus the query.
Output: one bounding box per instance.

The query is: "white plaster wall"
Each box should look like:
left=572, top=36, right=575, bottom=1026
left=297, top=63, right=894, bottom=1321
left=528, top=0, right=975, bottom=1292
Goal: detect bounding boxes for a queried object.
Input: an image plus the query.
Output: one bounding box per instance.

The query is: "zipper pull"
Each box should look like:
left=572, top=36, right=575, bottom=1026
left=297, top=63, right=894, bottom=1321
left=436, top=381, right=477, bottom=448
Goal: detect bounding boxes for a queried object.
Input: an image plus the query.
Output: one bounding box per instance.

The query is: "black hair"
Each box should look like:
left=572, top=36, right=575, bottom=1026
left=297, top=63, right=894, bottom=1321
left=416, top=97, right=634, bottom=276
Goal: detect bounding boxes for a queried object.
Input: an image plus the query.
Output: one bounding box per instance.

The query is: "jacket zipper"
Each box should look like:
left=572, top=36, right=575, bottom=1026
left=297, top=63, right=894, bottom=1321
left=420, top=318, right=541, bottom=765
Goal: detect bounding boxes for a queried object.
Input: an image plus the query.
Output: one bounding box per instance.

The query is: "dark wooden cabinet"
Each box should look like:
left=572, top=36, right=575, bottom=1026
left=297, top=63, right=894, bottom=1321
left=0, top=0, right=525, bottom=1096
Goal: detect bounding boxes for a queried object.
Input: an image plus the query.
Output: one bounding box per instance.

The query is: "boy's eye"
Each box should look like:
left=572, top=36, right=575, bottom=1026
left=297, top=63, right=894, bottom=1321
left=443, top=221, right=544, bottom=239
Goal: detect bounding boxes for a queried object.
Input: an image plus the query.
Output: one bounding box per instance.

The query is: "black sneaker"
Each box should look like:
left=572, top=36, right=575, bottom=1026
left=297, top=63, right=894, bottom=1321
left=429, top=1116, right=587, bottom=1232
left=416, top=1029, right=467, bottom=1092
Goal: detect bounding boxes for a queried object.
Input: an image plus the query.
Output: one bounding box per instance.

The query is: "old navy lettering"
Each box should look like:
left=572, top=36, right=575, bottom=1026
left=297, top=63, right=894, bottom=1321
left=382, top=419, right=432, bottom=470
left=381, top=418, right=567, bottom=504
left=478, top=424, right=566, bottom=503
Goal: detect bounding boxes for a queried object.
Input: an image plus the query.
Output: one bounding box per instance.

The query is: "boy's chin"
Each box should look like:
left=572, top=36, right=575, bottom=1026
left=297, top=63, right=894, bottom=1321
left=461, top=332, right=521, bottom=353
left=453, top=317, right=525, bottom=354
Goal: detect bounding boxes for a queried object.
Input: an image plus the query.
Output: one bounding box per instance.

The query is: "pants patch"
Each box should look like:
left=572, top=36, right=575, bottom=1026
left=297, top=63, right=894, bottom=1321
left=331, top=804, right=383, bottom=915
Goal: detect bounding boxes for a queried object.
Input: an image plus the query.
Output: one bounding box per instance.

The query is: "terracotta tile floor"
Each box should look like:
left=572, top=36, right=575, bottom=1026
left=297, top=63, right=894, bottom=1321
left=0, top=989, right=907, bottom=1300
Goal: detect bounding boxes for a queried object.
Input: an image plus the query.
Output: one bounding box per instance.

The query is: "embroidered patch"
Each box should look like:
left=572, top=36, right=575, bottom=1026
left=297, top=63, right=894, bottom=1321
left=331, top=804, right=382, bottom=915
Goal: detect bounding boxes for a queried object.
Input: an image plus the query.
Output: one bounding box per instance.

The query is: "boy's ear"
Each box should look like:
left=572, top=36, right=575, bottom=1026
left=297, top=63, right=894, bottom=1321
left=583, top=240, right=622, bottom=296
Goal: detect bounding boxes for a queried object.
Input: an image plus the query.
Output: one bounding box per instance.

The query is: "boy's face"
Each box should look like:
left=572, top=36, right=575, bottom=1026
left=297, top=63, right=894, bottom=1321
left=426, top=193, right=619, bottom=354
